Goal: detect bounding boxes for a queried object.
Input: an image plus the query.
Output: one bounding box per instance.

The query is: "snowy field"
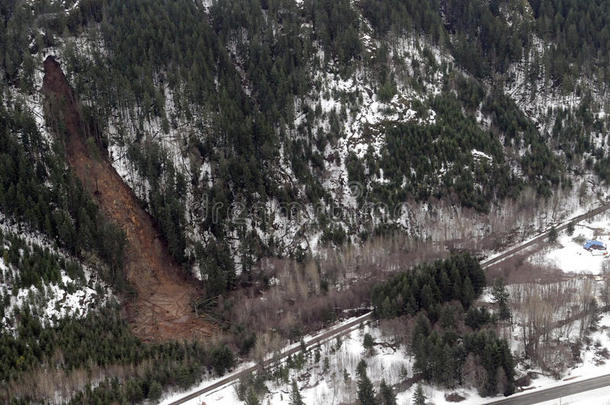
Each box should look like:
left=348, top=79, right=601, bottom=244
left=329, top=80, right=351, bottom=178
left=529, top=215, right=610, bottom=275
left=160, top=311, right=610, bottom=405
left=157, top=209, right=610, bottom=405
left=560, top=313, right=610, bottom=382
left=163, top=323, right=424, bottom=405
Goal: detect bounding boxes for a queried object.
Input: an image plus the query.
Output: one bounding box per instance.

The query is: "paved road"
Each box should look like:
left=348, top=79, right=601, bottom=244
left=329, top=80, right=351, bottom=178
left=166, top=312, right=373, bottom=405
left=482, top=202, right=610, bottom=268
left=486, top=374, right=610, bottom=404
left=167, top=202, right=610, bottom=405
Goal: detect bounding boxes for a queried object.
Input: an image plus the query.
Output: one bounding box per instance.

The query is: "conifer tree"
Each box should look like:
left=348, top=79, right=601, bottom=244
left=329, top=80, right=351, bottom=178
left=379, top=379, right=396, bottom=405
left=492, top=278, right=511, bottom=322
left=363, top=333, right=375, bottom=352
left=413, top=384, right=426, bottom=405
left=290, top=379, right=304, bottom=405
left=356, top=359, right=377, bottom=405
left=245, top=388, right=261, bottom=405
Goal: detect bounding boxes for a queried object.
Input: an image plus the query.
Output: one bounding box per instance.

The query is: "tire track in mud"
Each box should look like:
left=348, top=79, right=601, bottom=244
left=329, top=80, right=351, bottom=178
left=42, top=56, right=214, bottom=342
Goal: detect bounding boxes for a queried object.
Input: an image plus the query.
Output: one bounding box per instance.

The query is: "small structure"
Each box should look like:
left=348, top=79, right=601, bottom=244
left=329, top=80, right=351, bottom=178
left=583, top=240, right=608, bottom=256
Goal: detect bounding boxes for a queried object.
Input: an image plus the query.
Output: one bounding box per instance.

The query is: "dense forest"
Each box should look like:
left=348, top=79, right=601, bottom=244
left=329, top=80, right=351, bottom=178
left=0, top=224, right=234, bottom=403
left=348, top=92, right=523, bottom=212
left=3, top=0, right=603, bottom=279
left=0, top=305, right=234, bottom=403
left=361, top=0, right=610, bottom=85
left=0, top=0, right=609, bottom=402
left=0, top=95, right=126, bottom=288
left=372, top=255, right=515, bottom=396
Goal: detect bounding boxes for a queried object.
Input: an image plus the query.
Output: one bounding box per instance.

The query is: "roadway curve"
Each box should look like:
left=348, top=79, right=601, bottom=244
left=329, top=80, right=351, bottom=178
left=166, top=202, right=610, bottom=405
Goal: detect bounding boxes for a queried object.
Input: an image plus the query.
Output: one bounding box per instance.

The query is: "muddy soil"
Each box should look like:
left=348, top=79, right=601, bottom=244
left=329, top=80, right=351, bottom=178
left=42, top=56, right=214, bottom=341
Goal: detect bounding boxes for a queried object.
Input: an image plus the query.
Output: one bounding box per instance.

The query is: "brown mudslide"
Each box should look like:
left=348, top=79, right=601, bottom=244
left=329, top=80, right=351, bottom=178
left=42, top=56, right=213, bottom=341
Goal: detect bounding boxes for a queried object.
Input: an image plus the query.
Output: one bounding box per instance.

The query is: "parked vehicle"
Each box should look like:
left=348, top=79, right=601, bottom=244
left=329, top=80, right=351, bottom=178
left=583, top=240, right=608, bottom=256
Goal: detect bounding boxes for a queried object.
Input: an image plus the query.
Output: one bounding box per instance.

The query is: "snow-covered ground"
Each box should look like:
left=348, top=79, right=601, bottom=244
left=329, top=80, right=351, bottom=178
left=158, top=205, right=610, bottom=405
left=162, top=323, right=415, bottom=405
left=564, top=313, right=610, bottom=380
left=1, top=267, right=104, bottom=331
left=161, top=311, right=610, bottom=405
left=529, top=214, right=610, bottom=275
left=0, top=218, right=110, bottom=331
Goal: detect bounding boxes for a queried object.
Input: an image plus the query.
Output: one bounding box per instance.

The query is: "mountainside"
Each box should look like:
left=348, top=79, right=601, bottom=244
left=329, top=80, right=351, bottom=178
left=1, top=0, right=609, bottom=403
left=42, top=55, right=214, bottom=341
left=59, top=0, right=610, bottom=269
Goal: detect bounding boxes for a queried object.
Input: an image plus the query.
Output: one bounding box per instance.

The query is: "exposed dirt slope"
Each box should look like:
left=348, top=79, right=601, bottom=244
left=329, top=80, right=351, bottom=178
left=42, top=56, right=213, bottom=341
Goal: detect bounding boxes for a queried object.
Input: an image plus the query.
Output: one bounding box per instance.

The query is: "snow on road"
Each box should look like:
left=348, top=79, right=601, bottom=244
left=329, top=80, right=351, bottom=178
left=534, top=385, right=610, bottom=405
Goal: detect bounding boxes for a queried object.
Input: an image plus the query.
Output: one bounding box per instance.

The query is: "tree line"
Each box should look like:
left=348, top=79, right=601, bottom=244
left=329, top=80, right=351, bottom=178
left=372, top=255, right=516, bottom=397
left=0, top=98, right=127, bottom=289
left=3, top=0, right=606, bottom=297
left=0, top=305, right=235, bottom=403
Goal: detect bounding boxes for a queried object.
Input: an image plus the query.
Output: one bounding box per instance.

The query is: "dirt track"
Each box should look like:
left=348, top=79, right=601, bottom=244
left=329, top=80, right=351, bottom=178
left=42, top=56, right=213, bottom=341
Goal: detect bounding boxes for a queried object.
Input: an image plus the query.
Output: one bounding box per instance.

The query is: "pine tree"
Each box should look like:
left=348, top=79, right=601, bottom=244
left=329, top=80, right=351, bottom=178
left=462, top=277, right=475, bottom=308
left=245, top=387, right=261, bottom=405
left=356, top=359, right=377, bottom=405
left=290, top=379, right=304, bottom=405
left=323, top=356, right=330, bottom=373
left=363, top=333, right=375, bottom=352
left=413, top=384, right=426, bottom=405
left=492, top=278, right=511, bottom=322
left=420, top=284, right=435, bottom=309
left=379, top=379, right=396, bottom=405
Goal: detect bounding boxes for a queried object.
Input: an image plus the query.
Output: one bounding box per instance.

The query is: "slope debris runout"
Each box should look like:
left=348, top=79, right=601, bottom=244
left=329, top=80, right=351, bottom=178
left=42, top=55, right=213, bottom=341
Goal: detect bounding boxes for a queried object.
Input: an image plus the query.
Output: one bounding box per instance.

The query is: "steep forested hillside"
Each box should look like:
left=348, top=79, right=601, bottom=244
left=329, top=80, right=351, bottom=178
left=43, top=0, right=607, bottom=276
left=0, top=0, right=609, bottom=402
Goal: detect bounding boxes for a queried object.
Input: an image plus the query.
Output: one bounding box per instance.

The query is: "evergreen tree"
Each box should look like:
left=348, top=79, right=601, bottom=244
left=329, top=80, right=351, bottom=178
left=290, top=379, right=304, bottom=405
left=148, top=380, right=162, bottom=400
left=356, top=359, right=377, bottom=405
left=245, top=388, right=261, bottom=405
left=462, top=277, right=475, bottom=308
left=379, top=379, right=396, bottom=405
left=492, top=278, right=511, bottom=322
left=413, top=384, right=426, bottom=405
left=363, top=333, right=375, bottom=352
